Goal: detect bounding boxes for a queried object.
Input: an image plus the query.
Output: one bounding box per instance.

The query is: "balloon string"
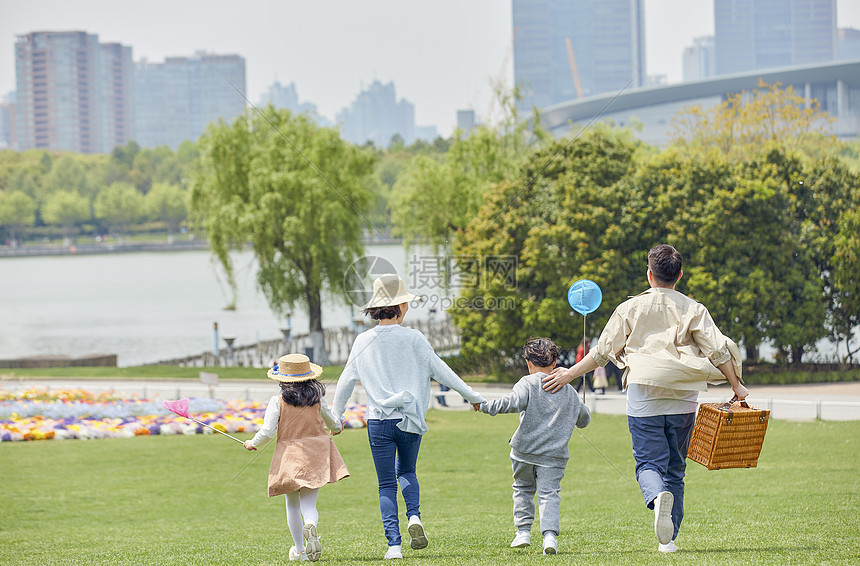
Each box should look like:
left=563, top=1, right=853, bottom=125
left=582, top=314, right=587, bottom=405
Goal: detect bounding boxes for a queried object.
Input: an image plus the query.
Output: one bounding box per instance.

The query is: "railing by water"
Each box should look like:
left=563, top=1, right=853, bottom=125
left=146, top=316, right=461, bottom=367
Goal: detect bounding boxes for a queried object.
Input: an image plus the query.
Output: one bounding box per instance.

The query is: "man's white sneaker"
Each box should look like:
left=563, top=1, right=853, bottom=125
left=510, top=531, right=531, bottom=548
left=658, top=540, right=678, bottom=553
left=542, top=532, right=558, bottom=555
left=384, top=545, right=403, bottom=560
left=653, top=491, right=674, bottom=545
left=289, top=546, right=308, bottom=561
left=407, top=515, right=428, bottom=549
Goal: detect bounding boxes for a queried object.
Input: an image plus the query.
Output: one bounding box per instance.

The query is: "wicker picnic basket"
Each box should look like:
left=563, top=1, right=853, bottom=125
left=687, top=397, right=770, bottom=470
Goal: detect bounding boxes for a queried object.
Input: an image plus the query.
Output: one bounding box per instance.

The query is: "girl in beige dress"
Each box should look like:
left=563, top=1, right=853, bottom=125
left=245, top=354, right=349, bottom=562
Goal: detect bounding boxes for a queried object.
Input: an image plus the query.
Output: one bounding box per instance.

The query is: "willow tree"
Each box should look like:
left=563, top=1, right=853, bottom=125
left=191, top=107, right=376, bottom=364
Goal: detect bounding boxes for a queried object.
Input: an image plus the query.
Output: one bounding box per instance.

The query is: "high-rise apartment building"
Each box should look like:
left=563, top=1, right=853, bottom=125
left=683, top=36, right=716, bottom=81
left=0, top=92, right=15, bottom=149
left=512, top=0, right=645, bottom=112
left=133, top=52, right=246, bottom=149
left=14, top=31, right=132, bottom=153
left=714, top=0, right=836, bottom=76
left=336, top=80, right=414, bottom=147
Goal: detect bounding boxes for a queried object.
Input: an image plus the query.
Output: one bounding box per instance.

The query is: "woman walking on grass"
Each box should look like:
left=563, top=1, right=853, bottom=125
left=332, top=274, right=485, bottom=560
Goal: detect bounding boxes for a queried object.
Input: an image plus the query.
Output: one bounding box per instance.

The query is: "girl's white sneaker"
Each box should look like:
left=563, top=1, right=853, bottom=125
left=384, top=545, right=403, bottom=559
left=302, top=524, right=321, bottom=562
left=289, top=546, right=308, bottom=561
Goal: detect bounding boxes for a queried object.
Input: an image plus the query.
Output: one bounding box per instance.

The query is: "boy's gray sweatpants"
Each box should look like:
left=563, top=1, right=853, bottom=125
left=511, top=459, right=566, bottom=535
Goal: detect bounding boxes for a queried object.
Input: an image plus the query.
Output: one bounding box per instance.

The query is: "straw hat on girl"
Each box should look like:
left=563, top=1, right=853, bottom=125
left=363, top=273, right=419, bottom=309
left=267, top=353, right=323, bottom=382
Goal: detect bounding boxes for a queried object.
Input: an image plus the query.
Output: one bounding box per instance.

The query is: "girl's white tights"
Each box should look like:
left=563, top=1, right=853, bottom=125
left=285, top=487, right=320, bottom=551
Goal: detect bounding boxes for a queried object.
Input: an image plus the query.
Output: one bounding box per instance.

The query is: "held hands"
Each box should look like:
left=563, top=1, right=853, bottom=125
left=329, top=421, right=343, bottom=436
left=471, top=402, right=482, bottom=412
left=542, top=367, right=573, bottom=393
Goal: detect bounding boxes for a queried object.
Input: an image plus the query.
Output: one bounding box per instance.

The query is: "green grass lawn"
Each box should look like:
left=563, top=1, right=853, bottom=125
left=1, top=412, right=858, bottom=565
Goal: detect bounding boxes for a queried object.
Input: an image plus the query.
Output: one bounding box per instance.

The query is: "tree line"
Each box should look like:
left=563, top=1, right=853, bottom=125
left=0, top=141, right=198, bottom=244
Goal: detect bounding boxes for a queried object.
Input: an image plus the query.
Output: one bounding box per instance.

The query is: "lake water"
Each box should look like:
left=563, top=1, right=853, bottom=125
left=2, top=244, right=851, bottom=367
left=1, top=244, right=450, bottom=367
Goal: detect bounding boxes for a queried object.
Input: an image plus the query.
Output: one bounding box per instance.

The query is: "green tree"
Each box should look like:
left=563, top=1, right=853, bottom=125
left=146, top=182, right=187, bottom=241
left=0, top=190, right=37, bottom=243
left=450, top=127, right=640, bottom=363
left=671, top=80, right=836, bottom=159
left=43, top=155, right=97, bottom=199
left=93, top=182, right=146, bottom=239
left=191, top=107, right=376, bottom=363
left=41, top=190, right=90, bottom=243
left=390, top=86, right=548, bottom=252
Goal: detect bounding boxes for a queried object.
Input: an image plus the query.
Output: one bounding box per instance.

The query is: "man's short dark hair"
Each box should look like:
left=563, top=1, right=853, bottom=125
left=364, top=304, right=402, bottom=320
left=523, top=337, right=561, bottom=368
left=648, top=244, right=682, bottom=284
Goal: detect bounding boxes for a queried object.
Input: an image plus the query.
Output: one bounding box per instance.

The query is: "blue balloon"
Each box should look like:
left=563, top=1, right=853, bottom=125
left=568, top=279, right=603, bottom=315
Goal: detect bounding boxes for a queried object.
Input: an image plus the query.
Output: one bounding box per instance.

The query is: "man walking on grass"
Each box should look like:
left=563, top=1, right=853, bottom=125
left=542, top=244, right=749, bottom=553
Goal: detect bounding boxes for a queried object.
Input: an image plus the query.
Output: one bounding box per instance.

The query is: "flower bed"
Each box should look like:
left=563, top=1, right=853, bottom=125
left=0, top=388, right=366, bottom=442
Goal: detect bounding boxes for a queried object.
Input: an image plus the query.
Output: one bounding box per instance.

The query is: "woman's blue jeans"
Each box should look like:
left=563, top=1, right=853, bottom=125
left=627, top=413, right=696, bottom=540
left=366, top=419, right=422, bottom=546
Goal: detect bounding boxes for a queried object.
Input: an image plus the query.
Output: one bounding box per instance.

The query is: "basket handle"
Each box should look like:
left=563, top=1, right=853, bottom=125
left=718, top=395, right=750, bottom=411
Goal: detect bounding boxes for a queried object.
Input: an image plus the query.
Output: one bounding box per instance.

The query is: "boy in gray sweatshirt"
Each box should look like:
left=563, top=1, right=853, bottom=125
left=476, top=337, right=590, bottom=554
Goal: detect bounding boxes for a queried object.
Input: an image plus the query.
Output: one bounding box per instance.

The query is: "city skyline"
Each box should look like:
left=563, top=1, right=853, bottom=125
left=2, top=0, right=860, bottom=137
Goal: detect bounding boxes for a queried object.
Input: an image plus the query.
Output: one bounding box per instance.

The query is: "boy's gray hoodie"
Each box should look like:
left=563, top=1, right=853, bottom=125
left=481, top=372, right=590, bottom=468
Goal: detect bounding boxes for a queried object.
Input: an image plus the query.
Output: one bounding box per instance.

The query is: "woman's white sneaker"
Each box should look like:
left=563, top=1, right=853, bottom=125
left=384, top=545, right=403, bottom=559
left=407, top=515, right=428, bottom=549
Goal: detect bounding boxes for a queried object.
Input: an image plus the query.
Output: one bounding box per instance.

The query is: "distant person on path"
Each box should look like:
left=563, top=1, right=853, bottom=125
left=574, top=337, right=594, bottom=393
left=542, top=244, right=748, bottom=553
left=332, top=274, right=485, bottom=560
left=244, top=353, right=349, bottom=562
left=475, top=337, right=590, bottom=555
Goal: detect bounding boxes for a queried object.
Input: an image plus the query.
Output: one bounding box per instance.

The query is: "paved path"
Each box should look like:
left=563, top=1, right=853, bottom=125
left=4, top=378, right=860, bottom=421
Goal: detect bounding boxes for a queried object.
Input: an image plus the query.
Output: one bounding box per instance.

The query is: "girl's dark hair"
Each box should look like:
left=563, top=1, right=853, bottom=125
left=280, top=379, right=326, bottom=407
left=523, top=337, right=561, bottom=368
left=364, top=304, right=402, bottom=320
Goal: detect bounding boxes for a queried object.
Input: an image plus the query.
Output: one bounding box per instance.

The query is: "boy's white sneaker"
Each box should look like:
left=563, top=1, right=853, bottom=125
left=658, top=540, right=678, bottom=553
left=302, top=523, right=321, bottom=562
left=653, top=491, right=674, bottom=545
left=407, top=515, right=428, bottom=549
left=289, top=546, right=308, bottom=561
left=542, top=532, right=558, bottom=555
left=384, top=545, right=403, bottom=560
left=510, top=531, right=531, bottom=548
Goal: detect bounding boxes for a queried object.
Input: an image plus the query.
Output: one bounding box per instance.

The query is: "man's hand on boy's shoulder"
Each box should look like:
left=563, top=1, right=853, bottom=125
left=542, top=366, right=572, bottom=393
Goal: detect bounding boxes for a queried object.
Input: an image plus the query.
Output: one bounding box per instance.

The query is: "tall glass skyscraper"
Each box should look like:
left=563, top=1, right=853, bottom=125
left=512, top=0, right=645, bottom=113
left=714, top=0, right=837, bottom=76
left=14, top=31, right=132, bottom=153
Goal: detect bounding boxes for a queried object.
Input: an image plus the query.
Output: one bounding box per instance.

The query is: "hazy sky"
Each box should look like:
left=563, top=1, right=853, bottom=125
left=2, top=0, right=859, bottom=136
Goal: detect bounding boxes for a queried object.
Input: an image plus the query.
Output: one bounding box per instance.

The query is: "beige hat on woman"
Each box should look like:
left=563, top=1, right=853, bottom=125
left=363, top=273, right=419, bottom=309
left=267, top=353, right=323, bottom=382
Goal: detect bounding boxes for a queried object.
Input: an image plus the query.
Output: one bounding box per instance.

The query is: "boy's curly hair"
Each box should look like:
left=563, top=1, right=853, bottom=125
left=523, top=337, right=561, bottom=368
